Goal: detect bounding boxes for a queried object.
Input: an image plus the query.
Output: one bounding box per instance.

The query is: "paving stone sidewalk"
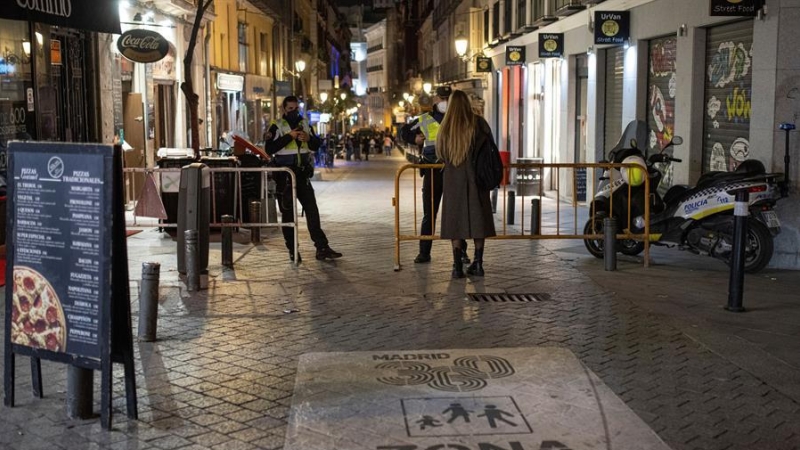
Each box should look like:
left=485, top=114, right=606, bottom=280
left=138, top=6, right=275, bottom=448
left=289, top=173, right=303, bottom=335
left=1, top=154, right=799, bottom=450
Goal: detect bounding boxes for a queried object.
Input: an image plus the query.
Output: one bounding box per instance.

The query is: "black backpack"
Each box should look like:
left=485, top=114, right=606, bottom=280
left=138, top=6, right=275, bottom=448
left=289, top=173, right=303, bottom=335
left=472, top=126, right=503, bottom=191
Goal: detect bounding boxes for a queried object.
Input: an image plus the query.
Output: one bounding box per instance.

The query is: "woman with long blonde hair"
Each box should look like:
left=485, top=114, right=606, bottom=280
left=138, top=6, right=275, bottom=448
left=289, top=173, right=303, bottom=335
left=436, top=90, right=497, bottom=278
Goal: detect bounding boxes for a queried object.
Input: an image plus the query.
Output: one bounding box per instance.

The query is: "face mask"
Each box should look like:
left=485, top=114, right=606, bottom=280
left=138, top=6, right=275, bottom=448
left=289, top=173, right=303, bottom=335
left=286, top=110, right=301, bottom=121
left=436, top=101, right=448, bottom=114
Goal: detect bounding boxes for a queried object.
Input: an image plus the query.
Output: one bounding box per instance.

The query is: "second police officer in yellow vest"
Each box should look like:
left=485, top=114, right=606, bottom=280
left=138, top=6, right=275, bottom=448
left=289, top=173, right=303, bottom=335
left=264, top=95, right=342, bottom=263
left=400, top=86, right=467, bottom=264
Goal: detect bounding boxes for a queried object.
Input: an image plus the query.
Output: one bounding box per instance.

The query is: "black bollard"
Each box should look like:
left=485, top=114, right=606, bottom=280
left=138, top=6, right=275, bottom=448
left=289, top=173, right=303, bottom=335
left=221, top=215, right=234, bottom=268
left=530, top=198, right=541, bottom=235
left=603, top=217, right=617, bottom=271
left=506, top=190, right=516, bottom=225
left=726, top=190, right=749, bottom=312
left=66, top=366, right=93, bottom=419
left=185, top=229, right=200, bottom=292
left=138, top=262, right=160, bottom=342
left=249, top=201, right=261, bottom=244
left=491, top=188, right=498, bottom=214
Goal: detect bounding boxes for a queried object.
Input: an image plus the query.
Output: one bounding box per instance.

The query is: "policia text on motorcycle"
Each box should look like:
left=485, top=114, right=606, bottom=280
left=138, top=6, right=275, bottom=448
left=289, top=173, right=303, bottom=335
left=400, top=86, right=467, bottom=264
left=264, top=95, right=342, bottom=262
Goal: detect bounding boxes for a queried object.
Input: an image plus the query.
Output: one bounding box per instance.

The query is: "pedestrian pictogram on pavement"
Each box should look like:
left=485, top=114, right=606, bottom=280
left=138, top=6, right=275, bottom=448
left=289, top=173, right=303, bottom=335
left=402, top=396, right=531, bottom=437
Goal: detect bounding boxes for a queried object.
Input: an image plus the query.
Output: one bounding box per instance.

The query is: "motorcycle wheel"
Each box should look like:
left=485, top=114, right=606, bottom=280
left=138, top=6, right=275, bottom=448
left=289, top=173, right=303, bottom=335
left=619, top=240, right=645, bottom=256
left=583, top=217, right=605, bottom=259
left=738, top=218, right=774, bottom=273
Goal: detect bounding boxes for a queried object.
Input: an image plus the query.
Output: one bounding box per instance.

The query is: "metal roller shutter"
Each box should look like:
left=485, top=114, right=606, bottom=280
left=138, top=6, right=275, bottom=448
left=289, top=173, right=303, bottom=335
left=647, top=35, right=677, bottom=193
left=604, top=46, right=624, bottom=152
left=703, top=20, right=754, bottom=173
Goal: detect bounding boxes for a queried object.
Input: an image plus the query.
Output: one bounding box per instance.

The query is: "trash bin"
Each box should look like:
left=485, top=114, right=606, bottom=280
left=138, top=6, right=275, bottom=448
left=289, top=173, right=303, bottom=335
left=157, top=157, right=195, bottom=226
left=177, top=163, right=210, bottom=274
left=515, top=158, right=542, bottom=196
left=200, top=156, right=237, bottom=224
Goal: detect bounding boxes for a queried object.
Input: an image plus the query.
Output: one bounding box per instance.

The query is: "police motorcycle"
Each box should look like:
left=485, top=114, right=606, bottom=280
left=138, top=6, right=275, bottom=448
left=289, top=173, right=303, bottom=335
left=583, top=120, right=784, bottom=273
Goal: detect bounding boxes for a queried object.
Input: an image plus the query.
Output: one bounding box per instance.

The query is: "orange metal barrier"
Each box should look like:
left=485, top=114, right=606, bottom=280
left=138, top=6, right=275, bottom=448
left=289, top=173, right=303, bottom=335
left=392, top=162, right=651, bottom=270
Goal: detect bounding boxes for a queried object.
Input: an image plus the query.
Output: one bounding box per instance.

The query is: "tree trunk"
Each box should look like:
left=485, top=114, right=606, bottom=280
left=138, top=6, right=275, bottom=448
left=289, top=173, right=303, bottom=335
left=181, top=0, right=213, bottom=161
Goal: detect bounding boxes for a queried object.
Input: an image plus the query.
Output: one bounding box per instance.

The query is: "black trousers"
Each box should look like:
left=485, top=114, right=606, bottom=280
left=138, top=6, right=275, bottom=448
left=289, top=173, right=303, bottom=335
left=274, top=167, right=328, bottom=250
left=419, top=166, right=443, bottom=255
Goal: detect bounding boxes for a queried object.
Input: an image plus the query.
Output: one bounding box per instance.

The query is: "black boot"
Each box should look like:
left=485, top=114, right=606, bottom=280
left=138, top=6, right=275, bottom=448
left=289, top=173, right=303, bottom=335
left=451, top=248, right=465, bottom=279
left=467, top=248, right=484, bottom=276
left=460, top=240, right=470, bottom=264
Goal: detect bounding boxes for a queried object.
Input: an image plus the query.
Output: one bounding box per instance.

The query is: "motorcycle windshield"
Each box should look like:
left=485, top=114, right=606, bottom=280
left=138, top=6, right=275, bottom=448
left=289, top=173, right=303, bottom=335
left=609, top=120, right=649, bottom=161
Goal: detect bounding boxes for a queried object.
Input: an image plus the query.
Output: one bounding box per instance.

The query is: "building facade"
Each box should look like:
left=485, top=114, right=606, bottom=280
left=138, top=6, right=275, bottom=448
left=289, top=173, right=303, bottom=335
left=424, top=0, right=800, bottom=269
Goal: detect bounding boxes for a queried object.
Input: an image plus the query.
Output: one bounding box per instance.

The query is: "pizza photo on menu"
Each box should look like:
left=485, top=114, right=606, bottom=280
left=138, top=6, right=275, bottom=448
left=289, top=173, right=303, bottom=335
left=10, top=266, right=68, bottom=352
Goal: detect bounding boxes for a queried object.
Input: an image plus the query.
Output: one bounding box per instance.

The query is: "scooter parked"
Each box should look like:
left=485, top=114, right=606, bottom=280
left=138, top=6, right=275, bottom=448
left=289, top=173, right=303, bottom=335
left=584, top=120, right=785, bottom=273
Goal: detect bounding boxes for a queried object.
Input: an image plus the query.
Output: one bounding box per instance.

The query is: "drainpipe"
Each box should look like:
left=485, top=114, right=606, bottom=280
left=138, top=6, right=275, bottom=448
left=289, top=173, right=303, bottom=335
left=205, top=25, right=213, bottom=147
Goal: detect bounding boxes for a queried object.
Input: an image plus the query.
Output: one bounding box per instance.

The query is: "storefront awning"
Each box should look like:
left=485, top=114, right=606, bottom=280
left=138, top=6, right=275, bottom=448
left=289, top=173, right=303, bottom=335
left=1, top=0, right=121, bottom=34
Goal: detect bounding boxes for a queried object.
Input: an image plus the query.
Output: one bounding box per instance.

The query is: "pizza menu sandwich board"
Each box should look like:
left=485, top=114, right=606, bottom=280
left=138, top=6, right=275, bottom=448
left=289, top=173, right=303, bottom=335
left=3, top=142, right=137, bottom=429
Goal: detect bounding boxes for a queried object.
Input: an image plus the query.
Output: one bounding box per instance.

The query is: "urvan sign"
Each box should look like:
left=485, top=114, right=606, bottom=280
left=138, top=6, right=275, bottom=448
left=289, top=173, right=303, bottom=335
left=117, top=29, right=170, bottom=64
left=710, top=0, right=763, bottom=16
left=594, top=11, right=630, bottom=45
left=0, top=0, right=120, bottom=34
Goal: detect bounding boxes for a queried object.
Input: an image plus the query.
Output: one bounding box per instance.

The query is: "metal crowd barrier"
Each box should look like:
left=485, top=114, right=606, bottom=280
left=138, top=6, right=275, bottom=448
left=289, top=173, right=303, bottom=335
left=392, top=162, right=652, bottom=270
left=122, top=166, right=299, bottom=253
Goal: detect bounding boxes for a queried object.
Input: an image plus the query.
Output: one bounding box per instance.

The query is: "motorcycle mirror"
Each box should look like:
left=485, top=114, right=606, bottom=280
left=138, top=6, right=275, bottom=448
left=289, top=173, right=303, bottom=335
left=672, top=136, right=684, bottom=146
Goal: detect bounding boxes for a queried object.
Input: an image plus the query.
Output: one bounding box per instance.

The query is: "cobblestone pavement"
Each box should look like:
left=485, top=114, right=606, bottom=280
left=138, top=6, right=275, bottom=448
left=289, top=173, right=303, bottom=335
left=2, top=154, right=800, bottom=450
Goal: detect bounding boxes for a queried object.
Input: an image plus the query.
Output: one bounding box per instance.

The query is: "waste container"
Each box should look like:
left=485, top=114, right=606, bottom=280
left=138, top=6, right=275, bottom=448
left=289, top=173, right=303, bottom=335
left=157, top=157, right=195, bottom=226
left=200, top=156, right=237, bottom=224
left=515, top=158, right=542, bottom=196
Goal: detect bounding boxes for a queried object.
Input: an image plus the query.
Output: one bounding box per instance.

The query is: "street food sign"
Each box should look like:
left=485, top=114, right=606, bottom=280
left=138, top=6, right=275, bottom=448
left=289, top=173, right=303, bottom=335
left=710, top=0, right=763, bottom=16
left=4, top=142, right=137, bottom=430
left=539, top=33, right=564, bottom=58
left=594, top=11, right=630, bottom=45
left=505, top=46, right=526, bottom=66
left=117, top=29, right=170, bottom=64
left=284, top=348, right=673, bottom=449
left=476, top=56, right=492, bottom=73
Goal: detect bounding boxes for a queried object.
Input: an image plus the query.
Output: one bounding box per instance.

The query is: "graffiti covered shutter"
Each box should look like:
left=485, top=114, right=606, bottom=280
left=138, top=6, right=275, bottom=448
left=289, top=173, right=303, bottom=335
left=647, top=35, right=677, bottom=193
left=604, top=46, right=625, bottom=152
left=703, top=20, right=754, bottom=173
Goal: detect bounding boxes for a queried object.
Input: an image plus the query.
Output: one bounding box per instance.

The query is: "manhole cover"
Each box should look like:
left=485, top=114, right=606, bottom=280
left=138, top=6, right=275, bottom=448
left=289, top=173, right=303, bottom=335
left=467, top=293, right=551, bottom=303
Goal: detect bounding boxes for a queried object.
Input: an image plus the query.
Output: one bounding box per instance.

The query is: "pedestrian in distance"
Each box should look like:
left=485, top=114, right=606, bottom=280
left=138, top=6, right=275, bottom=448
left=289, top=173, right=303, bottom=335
left=400, top=86, right=468, bottom=265
left=435, top=89, right=496, bottom=278
left=383, top=135, right=393, bottom=156
left=264, top=95, right=343, bottom=263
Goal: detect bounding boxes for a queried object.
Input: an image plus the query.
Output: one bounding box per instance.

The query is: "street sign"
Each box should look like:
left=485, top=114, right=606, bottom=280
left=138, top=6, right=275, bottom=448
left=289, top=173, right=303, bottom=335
left=594, top=11, right=630, bottom=45
left=539, top=33, right=564, bottom=58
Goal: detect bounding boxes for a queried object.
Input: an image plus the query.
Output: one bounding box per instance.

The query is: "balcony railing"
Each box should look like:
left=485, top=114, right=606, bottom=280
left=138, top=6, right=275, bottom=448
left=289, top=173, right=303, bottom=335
left=366, top=65, right=384, bottom=73
left=435, top=57, right=468, bottom=84
left=555, top=0, right=584, bottom=16
left=367, top=44, right=384, bottom=53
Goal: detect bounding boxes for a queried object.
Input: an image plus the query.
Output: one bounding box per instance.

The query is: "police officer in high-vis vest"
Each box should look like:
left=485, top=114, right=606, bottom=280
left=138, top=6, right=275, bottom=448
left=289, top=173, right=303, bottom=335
left=400, top=86, right=467, bottom=264
left=264, top=96, right=342, bottom=263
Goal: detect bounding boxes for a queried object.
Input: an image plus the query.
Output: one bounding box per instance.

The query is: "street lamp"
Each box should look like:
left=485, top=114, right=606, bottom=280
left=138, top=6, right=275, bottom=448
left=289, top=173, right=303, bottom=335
left=295, top=59, right=306, bottom=73
left=320, top=92, right=328, bottom=103
left=340, top=92, right=347, bottom=101
left=455, top=32, right=469, bottom=60
left=423, top=82, right=432, bottom=95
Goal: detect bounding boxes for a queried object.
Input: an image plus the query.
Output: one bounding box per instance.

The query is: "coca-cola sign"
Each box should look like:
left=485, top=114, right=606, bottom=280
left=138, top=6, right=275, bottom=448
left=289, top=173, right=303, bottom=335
left=117, top=29, right=169, bottom=63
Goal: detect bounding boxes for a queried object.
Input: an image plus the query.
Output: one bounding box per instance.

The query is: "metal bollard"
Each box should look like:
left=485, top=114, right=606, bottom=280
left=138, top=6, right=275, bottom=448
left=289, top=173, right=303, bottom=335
left=603, top=217, right=617, bottom=271
left=530, top=198, right=541, bottom=235
left=66, top=366, right=93, bottom=419
left=726, top=190, right=749, bottom=312
left=185, top=229, right=200, bottom=292
left=138, top=262, right=160, bottom=342
left=267, top=177, right=278, bottom=223
left=491, top=188, right=498, bottom=214
left=506, top=190, right=516, bottom=225
left=249, top=201, right=261, bottom=244
left=221, top=215, right=234, bottom=268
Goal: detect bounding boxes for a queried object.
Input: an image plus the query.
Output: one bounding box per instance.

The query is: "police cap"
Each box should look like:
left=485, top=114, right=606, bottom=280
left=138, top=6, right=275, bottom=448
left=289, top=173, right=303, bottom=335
left=435, top=86, right=452, bottom=99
